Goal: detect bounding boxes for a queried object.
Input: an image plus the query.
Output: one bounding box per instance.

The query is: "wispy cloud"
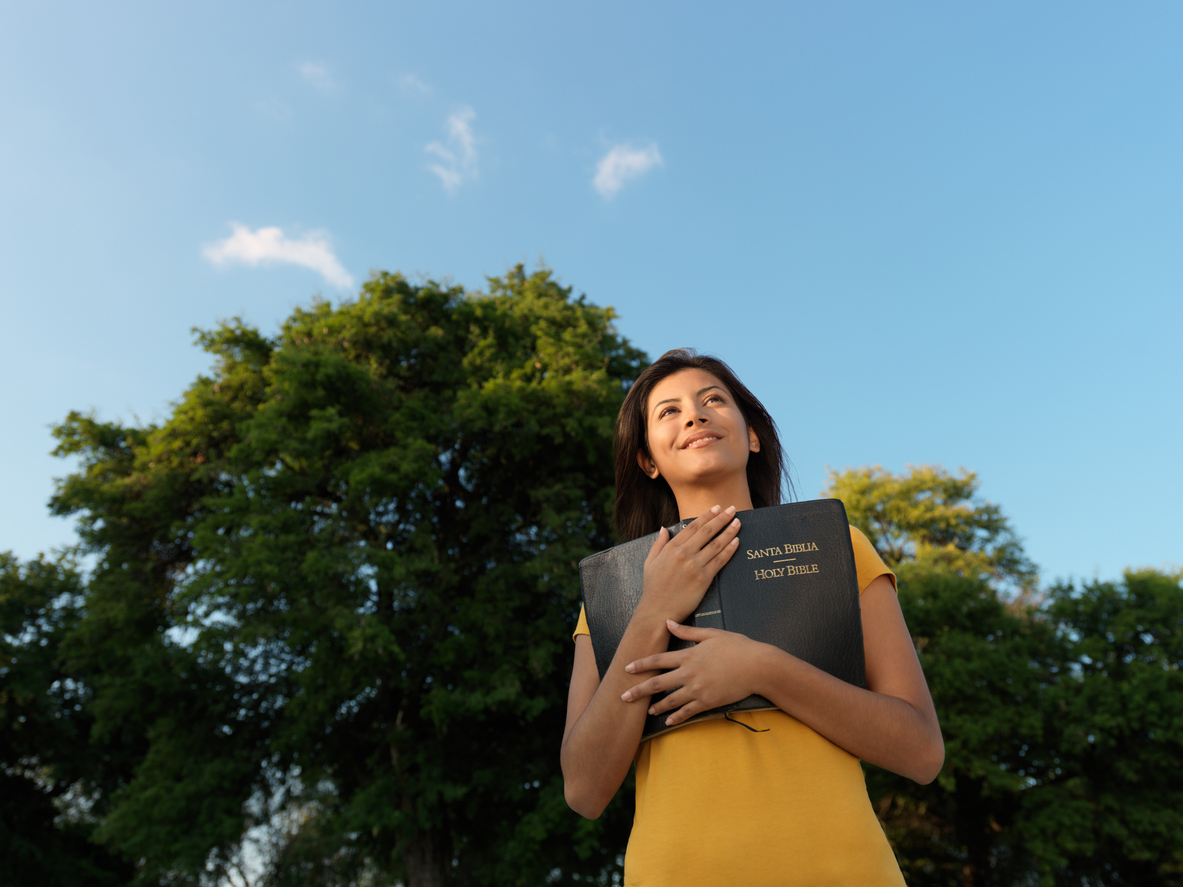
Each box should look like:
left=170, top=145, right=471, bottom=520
left=299, top=62, right=336, bottom=94
left=593, top=142, right=663, bottom=199
left=397, top=73, right=432, bottom=96
left=203, top=224, right=353, bottom=288
left=425, top=106, right=479, bottom=194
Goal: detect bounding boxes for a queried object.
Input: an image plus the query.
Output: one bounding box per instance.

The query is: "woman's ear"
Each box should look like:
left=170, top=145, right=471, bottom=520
left=637, top=450, right=660, bottom=479
left=749, top=427, right=760, bottom=453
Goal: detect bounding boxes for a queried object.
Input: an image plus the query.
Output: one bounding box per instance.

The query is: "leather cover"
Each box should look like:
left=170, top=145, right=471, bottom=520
left=578, top=499, right=865, bottom=740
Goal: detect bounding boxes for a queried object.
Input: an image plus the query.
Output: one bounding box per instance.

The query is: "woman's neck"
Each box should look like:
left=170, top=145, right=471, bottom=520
left=674, top=477, right=756, bottom=519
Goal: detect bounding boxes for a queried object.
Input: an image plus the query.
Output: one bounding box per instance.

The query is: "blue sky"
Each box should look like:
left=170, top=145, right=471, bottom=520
left=2, top=2, right=1180, bottom=585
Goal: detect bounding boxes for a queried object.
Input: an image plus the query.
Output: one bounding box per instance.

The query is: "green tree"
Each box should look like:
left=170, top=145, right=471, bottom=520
left=1028, top=569, right=1183, bottom=886
left=828, top=466, right=1183, bottom=887
left=0, top=553, right=136, bottom=886
left=827, top=465, right=1037, bottom=594
left=50, top=267, right=646, bottom=886
left=826, top=465, right=1051, bottom=885
left=862, top=562, right=1063, bottom=887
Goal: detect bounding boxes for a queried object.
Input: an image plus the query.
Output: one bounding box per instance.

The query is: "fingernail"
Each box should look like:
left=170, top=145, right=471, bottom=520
left=725, top=506, right=736, bottom=515
left=731, top=518, right=740, bottom=528
left=710, top=505, right=721, bottom=514
left=666, top=619, right=677, bottom=628
left=621, top=691, right=632, bottom=702
left=625, top=663, right=635, bottom=673
left=648, top=707, right=656, bottom=715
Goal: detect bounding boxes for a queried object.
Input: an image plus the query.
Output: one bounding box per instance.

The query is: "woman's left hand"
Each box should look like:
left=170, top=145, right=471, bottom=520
left=620, top=620, right=768, bottom=727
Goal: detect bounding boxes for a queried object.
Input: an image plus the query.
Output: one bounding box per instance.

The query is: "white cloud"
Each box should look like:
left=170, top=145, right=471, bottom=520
left=425, top=106, right=479, bottom=194
left=397, top=73, right=432, bottom=95
left=593, top=142, right=663, bottom=199
left=299, top=62, right=335, bottom=94
left=203, top=224, right=354, bottom=288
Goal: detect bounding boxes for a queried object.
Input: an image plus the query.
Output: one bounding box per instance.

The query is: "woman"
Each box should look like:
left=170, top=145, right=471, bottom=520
left=561, top=349, right=943, bottom=886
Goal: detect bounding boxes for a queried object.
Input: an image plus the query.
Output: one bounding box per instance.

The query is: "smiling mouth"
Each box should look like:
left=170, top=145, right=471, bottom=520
left=682, top=435, right=722, bottom=449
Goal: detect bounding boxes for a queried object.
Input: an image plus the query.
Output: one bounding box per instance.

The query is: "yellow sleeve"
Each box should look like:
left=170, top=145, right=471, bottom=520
left=573, top=604, right=590, bottom=640
left=849, top=526, right=897, bottom=593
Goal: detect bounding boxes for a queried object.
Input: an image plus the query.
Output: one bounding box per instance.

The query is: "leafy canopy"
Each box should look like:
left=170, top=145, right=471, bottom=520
left=828, top=466, right=1183, bottom=887
left=47, top=267, right=646, bottom=886
left=828, top=464, right=1037, bottom=593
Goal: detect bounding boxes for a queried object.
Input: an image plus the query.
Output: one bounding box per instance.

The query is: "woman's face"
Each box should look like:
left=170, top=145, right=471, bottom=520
left=638, top=368, right=759, bottom=492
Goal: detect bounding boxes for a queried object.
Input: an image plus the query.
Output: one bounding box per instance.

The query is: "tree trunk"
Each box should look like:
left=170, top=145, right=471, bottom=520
left=954, top=774, right=991, bottom=887
left=404, top=828, right=449, bottom=887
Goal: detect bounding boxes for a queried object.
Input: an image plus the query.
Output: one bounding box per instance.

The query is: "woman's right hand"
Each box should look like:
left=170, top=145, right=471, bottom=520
left=638, top=505, right=743, bottom=622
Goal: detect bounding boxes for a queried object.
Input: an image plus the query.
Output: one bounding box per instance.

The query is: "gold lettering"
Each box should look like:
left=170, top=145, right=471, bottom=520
left=747, top=540, right=821, bottom=563
left=780, top=541, right=820, bottom=554
left=754, top=563, right=820, bottom=580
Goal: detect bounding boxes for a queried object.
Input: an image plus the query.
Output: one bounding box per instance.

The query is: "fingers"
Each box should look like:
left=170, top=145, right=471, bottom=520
left=626, top=649, right=684, bottom=675
left=620, top=676, right=692, bottom=711
left=639, top=506, right=743, bottom=624
left=619, top=655, right=691, bottom=701
left=660, top=698, right=706, bottom=727
left=704, top=518, right=742, bottom=563
left=620, top=679, right=703, bottom=726
left=651, top=689, right=705, bottom=723
left=643, top=526, right=670, bottom=566
left=620, top=677, right=662, bottom=703
left=705, top=523, right=742, bottom=571
left=619, top=624, right=747, bottom=725
left=619, top=638, right=713, bottom=702
left=665, top=620, right=717, bottom=643
left=624, top=624, right=719, bottom=676
left=620, top=668, right=675, bottom=702
left=642, top=686, right=706, bottom=726
left=667, top=508, right=741, bottom=567
left=677, top=505, right=736, bottom=546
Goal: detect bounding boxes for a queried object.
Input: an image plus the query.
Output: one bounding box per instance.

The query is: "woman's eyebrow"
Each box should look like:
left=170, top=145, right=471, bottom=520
left=651, top=386, right=725, bottom=414
left=651, top=397, right=679, bottom=413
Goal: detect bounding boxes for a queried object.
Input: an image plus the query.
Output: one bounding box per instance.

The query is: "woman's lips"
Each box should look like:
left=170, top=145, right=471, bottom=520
left=682, top=434, right=722, bottom=449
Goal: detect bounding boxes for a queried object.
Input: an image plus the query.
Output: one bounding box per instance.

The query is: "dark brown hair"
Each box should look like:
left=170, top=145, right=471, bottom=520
left=614, top=349, right=790, bottom=542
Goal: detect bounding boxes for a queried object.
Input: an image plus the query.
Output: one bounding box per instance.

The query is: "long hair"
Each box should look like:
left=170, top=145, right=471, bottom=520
left=614, top=349, right=790, bottom=542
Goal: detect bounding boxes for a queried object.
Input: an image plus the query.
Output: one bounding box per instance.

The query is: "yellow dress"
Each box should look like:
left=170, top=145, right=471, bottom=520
left=573, top=527, right=906, bottom=886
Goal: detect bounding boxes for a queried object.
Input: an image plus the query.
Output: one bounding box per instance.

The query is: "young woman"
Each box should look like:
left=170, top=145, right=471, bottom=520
left=561, top=349, right=943, bottom=886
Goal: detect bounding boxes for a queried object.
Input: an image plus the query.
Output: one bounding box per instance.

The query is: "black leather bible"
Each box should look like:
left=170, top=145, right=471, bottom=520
left=578, top=498, right=865, bottom=740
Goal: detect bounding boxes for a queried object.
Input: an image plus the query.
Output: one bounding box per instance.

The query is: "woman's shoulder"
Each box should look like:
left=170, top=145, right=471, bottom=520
left=848, top=526, right=896, bottom=594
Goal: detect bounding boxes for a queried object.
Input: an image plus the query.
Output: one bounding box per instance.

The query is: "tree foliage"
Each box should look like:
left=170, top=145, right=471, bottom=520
left=42, top=267, right=646, bottom=886
left=5, top=282, right=1181, bottom=887
left=1038, top=569, right=1183, bottom=885
left=0, top=553, right=135, bottom=886
left=827, top=465, right=1037, bottom=593
left=827, top=467, right=1183, bottom=887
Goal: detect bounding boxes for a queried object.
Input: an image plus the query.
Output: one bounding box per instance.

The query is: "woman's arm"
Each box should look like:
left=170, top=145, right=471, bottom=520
left=621, top=575, right=945, bottom=784
left=560, top=615, right=667, bottom=818
left=560, top=506, right=744, bottom=819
